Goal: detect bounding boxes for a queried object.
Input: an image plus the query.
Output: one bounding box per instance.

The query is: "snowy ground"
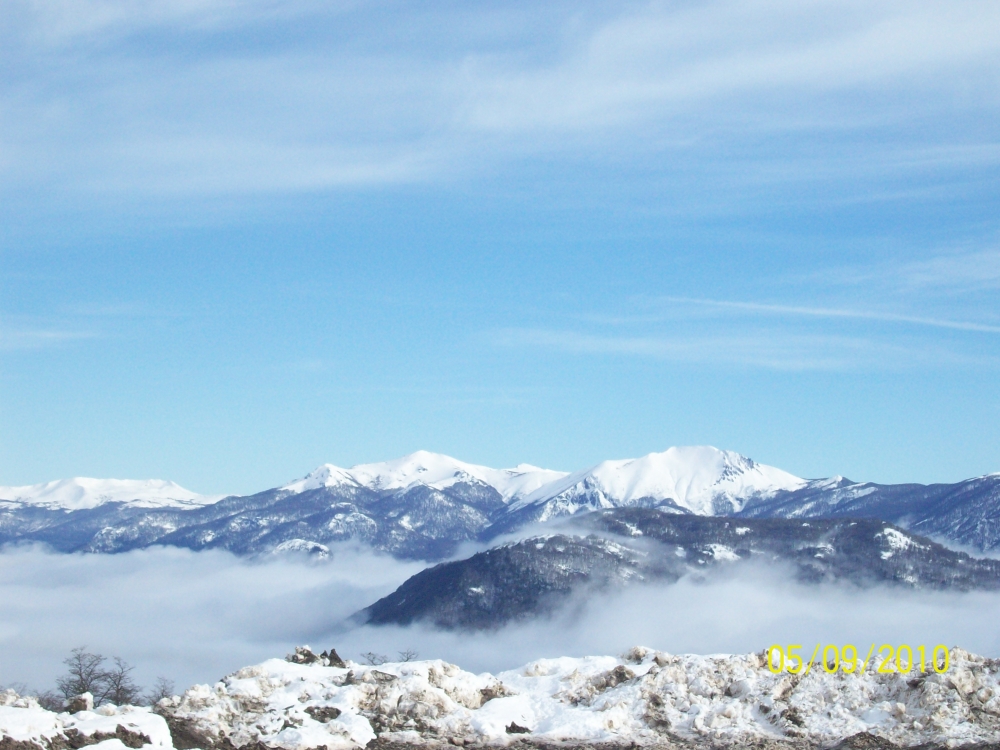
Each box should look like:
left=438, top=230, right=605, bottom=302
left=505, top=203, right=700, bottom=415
left=6, top=647, right=998, bottom=750
left=164, top=647, right=1000, bottom=748
left=0, top=689, right=172, bottom=750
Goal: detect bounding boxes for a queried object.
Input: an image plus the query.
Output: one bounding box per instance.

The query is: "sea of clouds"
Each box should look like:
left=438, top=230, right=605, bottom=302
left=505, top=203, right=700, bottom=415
left=2, top=543, right=1000, bottom=697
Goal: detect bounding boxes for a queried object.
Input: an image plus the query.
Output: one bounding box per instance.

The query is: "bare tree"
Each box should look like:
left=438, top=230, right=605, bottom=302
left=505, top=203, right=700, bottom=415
left=144, top=677, right=175, bottom=707
left=57, top=648, right=108, bottom=703
left=103, top=657, right=143, bottom=706
left=360, top=651, right=388, bottom=666
left=35, top=690, right=65, bottom=712
left=55, top=647, right=145, bottom=706
left=397, top=649, right=419, bottom=662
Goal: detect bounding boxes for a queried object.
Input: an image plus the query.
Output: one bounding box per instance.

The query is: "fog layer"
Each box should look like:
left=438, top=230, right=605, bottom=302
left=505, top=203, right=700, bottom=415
left=0, top=544, right=423, bottom=691
left=2, top=546, right=998, bottom=694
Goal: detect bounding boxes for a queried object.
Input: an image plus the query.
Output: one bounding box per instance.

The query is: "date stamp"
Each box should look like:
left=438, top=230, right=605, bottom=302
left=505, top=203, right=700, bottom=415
left=766, top=644, right=951, bottom=675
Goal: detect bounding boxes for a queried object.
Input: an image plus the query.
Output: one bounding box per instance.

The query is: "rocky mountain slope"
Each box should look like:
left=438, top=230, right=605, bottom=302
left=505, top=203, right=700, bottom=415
left=2, top=448, right=999, bottom=558
left=7, top=647, right=1000, bottom=750
left=739, top=473, right=1000, bottom=553
left=363, top=509, right=1000, bottom=629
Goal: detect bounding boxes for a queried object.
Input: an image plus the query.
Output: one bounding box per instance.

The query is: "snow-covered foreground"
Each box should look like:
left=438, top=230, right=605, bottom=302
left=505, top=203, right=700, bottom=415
left=7, top=647, right=1000, bottom=750
left=0, top=690, right=172, bottom=750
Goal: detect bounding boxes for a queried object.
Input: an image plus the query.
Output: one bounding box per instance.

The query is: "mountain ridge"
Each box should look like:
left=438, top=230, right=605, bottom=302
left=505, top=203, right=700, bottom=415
left=1, top=446, right=802, bottom=515
left=2, top=447, right=999, bottom=557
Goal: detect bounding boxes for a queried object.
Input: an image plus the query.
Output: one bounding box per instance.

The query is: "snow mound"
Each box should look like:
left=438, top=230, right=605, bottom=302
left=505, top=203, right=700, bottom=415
left=151, top=646, right=1000, bottom=749
left=0, top=478, right=224, bottom=511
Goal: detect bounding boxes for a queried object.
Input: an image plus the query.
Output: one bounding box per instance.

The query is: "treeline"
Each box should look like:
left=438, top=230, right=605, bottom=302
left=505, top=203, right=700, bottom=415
left=4, top=645, right=421, bottom=711
left=2, top=647, right=174, bottom=711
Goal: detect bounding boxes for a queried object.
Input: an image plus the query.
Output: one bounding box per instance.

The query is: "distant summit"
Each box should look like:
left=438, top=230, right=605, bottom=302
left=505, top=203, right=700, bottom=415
left=507, top=445, right=805, bottom=520
left=0, top=477, right=223, bottom=511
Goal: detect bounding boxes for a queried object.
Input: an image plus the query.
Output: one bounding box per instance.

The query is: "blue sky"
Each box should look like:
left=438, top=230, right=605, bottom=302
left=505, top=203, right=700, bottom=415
left=1, top=0, right=999, bottom=493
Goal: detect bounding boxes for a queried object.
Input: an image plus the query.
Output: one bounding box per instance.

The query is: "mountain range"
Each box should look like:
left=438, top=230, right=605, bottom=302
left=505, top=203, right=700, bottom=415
left=1, top=447, right=999, bottom=558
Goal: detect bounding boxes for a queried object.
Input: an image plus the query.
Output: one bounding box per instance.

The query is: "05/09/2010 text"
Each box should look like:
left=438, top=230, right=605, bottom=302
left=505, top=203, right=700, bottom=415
left=766, top=644, right=950, bottom=675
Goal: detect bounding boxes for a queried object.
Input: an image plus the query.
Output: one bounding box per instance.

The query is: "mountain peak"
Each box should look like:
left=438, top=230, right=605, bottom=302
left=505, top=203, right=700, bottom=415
left=512, top=445, right=805, bottom=516
left=280, top=464, right=358, bottom=494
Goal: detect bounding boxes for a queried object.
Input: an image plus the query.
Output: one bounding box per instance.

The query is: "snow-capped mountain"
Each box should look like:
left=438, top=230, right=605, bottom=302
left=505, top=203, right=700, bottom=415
left=0, top=477, right=223, bottom=511
left=508, top=446, right=805, bottom=521
left=281, top=450, right=567, bottom=502
left=1, top=447, right=999, bottom=558
left=282, top=446, right=803, bottom=525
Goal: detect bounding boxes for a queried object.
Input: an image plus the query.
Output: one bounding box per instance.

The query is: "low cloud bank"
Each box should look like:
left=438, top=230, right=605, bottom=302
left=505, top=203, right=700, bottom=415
left=0, top=544, right=423, bottom=691
left=3, top=546, right=1000, bottom=696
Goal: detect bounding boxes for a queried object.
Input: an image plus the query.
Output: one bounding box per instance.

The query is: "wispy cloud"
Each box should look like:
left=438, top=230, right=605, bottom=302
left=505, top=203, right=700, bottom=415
left=493, top=326, right=982, bottom=371
left=658, top=296, right=1000, bottom=334
left=458, top=2, right=1000, bottom=137
left=7, top=0, right=340, bottom=45
left=801, top=246, right=1000, bottom=316
left=894, top=249, right=1000, bottom=293
left=0, top=326, right=95, bottom=351
left=2, top=1, right=999, bottom=196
